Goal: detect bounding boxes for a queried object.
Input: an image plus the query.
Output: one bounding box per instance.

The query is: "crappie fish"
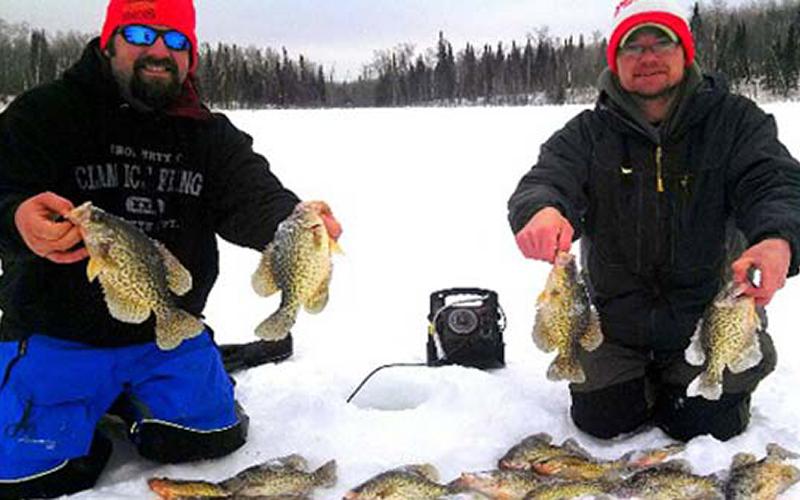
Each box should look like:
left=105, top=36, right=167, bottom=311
left=522, top=479, right=614, bottom=500
left=148, top=454, right=336, bottom=499
left=499, top=433, right=684, bottom=481
left=685, top=280, right=762, bottom=400
left=252, top=201, right=341, bottom=340
left=613, top=460, right=723, bottom=499
left=343, top=464, right=455, bottom=499
left=66, top=202, right=203, bottom=350
left=448, top=469, right=553, bottom=499
left=532, top=252, right=603, bottom=383
left=725, top=444, right=800, bottom=500
left=147, top=478, right=229, bottom=499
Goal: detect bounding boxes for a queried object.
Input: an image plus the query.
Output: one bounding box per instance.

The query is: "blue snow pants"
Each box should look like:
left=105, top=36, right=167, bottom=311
left=0, top=331, right=240, bottom=481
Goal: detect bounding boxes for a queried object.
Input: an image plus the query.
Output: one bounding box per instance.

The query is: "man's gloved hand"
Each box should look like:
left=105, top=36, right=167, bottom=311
left=515, top=206, right=574, bottom=263
left=731, top=238, right=792, bottom=307
left=14, top=192, right=88, bottom=264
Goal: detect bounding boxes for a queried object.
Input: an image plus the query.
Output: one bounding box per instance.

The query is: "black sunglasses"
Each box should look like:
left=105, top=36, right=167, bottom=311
left=120, top=25, right=190, bottom=52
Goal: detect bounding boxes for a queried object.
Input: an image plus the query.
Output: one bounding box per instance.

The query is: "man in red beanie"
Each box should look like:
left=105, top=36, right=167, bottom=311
left=0, top=0, right=340, bottom=497
left=510, top=0, right=800, bottom=442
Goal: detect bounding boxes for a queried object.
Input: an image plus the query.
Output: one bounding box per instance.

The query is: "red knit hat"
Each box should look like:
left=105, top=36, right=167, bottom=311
left=607, top=0, right=695, bottom=73
left=100, top=0, right=198, bottom=73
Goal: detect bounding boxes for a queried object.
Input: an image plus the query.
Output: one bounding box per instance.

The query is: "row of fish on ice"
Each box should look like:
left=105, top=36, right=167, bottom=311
left=146, top=432, right=799, bottom=499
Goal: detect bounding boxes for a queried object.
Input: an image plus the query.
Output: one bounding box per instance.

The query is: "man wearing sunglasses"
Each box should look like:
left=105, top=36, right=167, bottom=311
left=0, top=0, right=341, bottom=497
left=510, top=0, right=800, bottom=442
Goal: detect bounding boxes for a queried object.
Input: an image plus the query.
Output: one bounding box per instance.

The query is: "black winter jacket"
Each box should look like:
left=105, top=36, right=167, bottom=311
left=508, top=69, right=800, bottom=350
left=0, top=40, right=300, bottom=346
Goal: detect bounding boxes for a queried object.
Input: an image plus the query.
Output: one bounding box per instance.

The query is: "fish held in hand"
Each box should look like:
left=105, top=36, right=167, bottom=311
left=252, top=201, right=342, bottom=341
left=532, top=252, right=603, bottom=384
left=685, top=280, right=762, bottom=401
left=65, top=201, right=203, bottom=350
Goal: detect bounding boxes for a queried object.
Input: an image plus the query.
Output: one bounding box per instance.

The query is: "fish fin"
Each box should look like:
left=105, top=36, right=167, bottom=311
left=684, top=322, right=706, bottom=366
left=87, top=256, right=107, bottom=282
left=255, top=302, right=299, bottom=340
left=100, top=279, right=151, bottom=324
left=562, top=438, right=593, bottom=459
left=312, top=459, right=337, bottom=488
left=154, top=241, right=193, bottom=296
left=579, top=311, right=604, bottom=351
left=731, top=452, right=757, bottom=468
left=154, top=307, right=204, bottom=350
left=329, top=237, right=344, bottom=255
left=274, top=453, right=310, bottom=471
left=251, top=244, right=280, bottom=297
left=304, top=270, right=331, bottom=314
left=521, top=433, right=554, bottom=446
left=532, top=316, right=557, bottom=352
left=686, top=370, right=723, bottom=400
left=728, top=339, right=762, bottom=374
left=766, top=443, right=800, bottom=461
left=547, top=354, right=586, bottom=383
left=626, top=445, right=688, bottom=469
left=401, top=464, right=439, bottom=482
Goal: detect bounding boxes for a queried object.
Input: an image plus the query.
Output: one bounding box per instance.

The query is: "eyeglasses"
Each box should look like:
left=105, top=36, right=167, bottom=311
left=618, top=40, right=679, bottom=58
left=120, top=25, right=190, bottom=52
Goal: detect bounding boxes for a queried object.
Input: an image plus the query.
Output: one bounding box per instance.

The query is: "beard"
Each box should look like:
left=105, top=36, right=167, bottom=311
left=129, top=56, right=182, bottom=110
left=630, top=80, right=681, bottom=101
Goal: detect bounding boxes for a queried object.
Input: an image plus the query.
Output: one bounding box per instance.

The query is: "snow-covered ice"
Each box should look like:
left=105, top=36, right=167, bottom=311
left=59, top=102, right=800, bottom=499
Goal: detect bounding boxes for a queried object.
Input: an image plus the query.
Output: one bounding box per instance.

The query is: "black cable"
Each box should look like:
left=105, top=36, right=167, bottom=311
left=345, top=363, right=428, bottom=404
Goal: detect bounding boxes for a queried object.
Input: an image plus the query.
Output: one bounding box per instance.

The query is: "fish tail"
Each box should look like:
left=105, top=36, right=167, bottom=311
left=255, top=303, right=299, bottom=341
left=155, top=307, right=205, bottom=351
left=579, top=311, right=604, bottom=351
left=686, top=370, right=723, bottom=400
left=547, top=354, right=586, bottom=383
left=312, top=459, right=337, bottom=488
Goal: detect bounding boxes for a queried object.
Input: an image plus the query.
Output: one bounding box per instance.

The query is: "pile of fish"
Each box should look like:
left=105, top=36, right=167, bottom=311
left=148, top=438, right=799, bottom=499
left=531, top=252, right=603, bottom=383
left=252, top=200, right=342, bottom=340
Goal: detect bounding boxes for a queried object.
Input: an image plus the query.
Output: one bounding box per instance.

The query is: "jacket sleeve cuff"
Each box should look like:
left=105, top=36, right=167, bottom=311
left=0, top=196, right=29, bottom=256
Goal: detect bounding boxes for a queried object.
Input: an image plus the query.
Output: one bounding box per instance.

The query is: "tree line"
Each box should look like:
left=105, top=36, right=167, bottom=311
left=1, top=1, right=799, bottom=109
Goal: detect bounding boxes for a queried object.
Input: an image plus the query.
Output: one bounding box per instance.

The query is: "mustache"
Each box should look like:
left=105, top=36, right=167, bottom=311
left=134, top=56, right=178, bottom=75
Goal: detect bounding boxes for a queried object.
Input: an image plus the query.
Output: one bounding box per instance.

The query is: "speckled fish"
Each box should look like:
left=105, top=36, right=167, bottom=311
left=685, top=280, right=762, bottom=400
left=532, top=252, right=603, bottom=383
left=343, top=464, right=459, bottom=499
left=613, top=460, right=723, bottom=499
left=148, top=454, right=335, bottom=499
left=499, top=433, right=685, bottom=481
left=252, top=201, right=342, bottom=340
left=725, top=444, right=800, bottom=500
left=66, top=202, right=203, bottom=350
left=522, top=479, right=614, bottom=500
left=448, top=469, right=553, bottom=499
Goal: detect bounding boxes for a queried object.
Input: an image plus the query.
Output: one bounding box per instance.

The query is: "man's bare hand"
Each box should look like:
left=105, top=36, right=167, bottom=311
left=514, top=207, right=574, bottom=263
left=731, top=238, right=792, bottom=307
left=14, top=192, right=88, bottom=264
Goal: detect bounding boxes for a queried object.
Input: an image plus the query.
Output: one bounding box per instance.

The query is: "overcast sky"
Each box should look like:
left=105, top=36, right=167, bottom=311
left=3, top=0, right=755, bottom=80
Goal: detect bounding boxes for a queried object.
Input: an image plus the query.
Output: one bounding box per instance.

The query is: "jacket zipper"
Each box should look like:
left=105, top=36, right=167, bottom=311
left=656, top=146, right=665, bottom=193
